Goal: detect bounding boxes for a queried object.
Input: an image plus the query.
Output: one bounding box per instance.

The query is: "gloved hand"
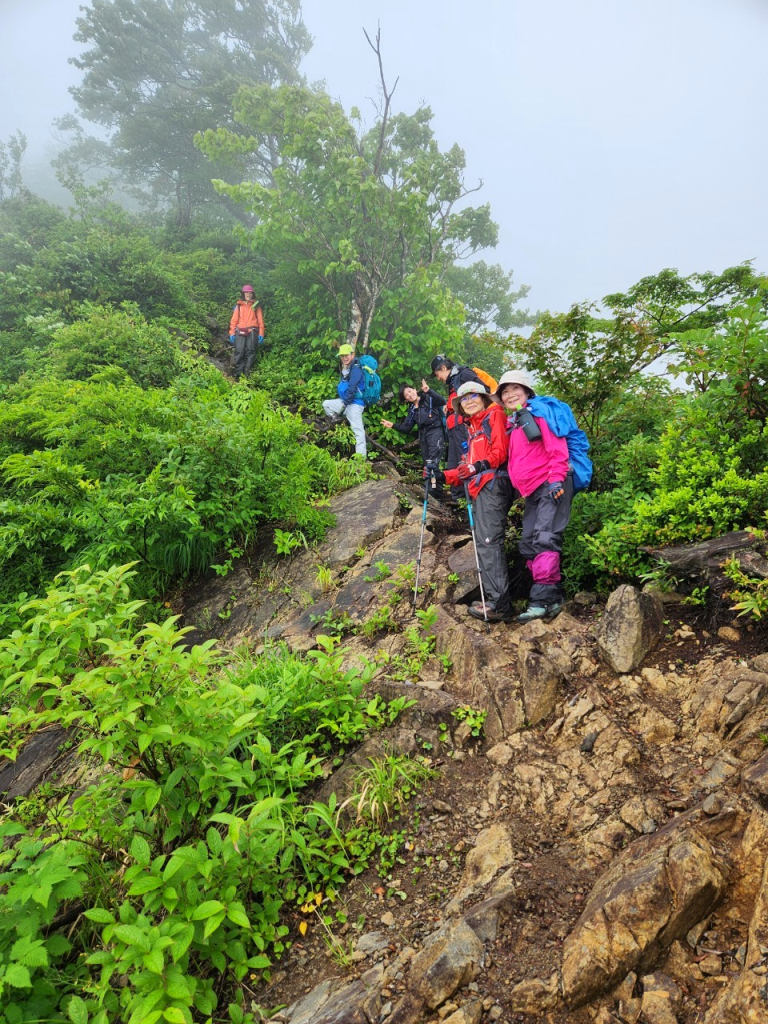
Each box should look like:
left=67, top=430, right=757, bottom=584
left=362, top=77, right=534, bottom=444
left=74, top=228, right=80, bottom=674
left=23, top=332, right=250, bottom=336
left=229, top=334, right=236, bottom=343
left=456, top=462, right=475, bottom=481
left=548, top=481, right=565, bottom=503
left=258, top=335, right=264, bottom=344
left=432, top=468, right=446, bottom=485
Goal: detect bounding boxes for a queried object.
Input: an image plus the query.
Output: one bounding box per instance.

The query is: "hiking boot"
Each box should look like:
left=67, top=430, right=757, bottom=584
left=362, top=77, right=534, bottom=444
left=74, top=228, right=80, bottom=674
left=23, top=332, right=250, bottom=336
left=468, top=602, right=512, bottom=623
left=516, top=602, right=564, bottom=624
left=515, top=604, right=548, bottom=623
left=327, top=413, right=344, bottom=425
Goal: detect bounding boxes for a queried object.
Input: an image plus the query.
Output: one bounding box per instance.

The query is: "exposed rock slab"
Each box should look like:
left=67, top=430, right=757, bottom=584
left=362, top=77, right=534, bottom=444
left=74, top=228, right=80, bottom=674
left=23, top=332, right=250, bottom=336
left=685, top=663, right=768, bottom=737
left=281, top=965, right=383, bottom=1024
left=595, top=584, right=664, bottom=674
left=406, top=918, right=484, bottom=1010
left=743, top=751, right=768, bottom=807
left=507, top=973, right=561, bottom=1014
left=315, top=479, right=402, bottom=569
left=704, top=844, right=768, bottom=1024
left=640, top=972, right=683, bottom=1024
left=388, top=919, right=484, bottom=1024
left=561, top=818, right=728, bottom=1007
left=451, top=823, right=515, bottom=906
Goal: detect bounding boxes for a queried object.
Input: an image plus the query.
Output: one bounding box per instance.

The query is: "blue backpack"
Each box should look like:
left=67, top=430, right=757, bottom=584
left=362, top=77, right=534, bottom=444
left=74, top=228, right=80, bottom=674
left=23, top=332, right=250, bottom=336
left=527, top=396, right=593, bottom=493
left=358, top=354, right=382, bottom=407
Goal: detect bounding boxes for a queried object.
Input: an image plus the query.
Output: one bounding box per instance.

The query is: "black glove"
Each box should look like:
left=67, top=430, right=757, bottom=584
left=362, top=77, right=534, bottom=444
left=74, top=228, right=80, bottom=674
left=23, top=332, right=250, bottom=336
left=473, top=460, right=491, bottom=473
left=432, top=468, right=446, bottom=485
left=547, top=481, right=565, bottom=503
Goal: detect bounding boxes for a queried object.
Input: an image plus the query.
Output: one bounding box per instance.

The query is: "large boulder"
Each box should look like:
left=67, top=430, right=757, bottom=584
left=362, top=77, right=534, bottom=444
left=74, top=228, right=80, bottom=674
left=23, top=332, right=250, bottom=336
left=561, top=818, right=728, bottom=1007
left=518, top=638, right=565, bottom=726
left=388, top=918, right=484, bottom=1024
left=595, top=585, right=664, bottom=674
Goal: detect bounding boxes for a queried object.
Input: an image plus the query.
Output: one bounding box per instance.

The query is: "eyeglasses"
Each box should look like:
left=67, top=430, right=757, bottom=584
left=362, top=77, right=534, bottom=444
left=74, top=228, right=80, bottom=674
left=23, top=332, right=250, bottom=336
left=460, top=393, right=483, bottom=403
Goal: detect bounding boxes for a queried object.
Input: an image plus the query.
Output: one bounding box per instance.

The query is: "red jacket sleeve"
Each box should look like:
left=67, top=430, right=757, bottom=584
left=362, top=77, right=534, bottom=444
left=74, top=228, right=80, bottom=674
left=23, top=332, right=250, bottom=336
left=484, top=405, right=509, bottom=469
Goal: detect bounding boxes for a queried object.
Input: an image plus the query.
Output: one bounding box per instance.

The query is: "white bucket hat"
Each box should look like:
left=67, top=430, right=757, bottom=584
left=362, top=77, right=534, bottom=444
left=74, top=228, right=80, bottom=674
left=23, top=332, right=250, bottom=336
left=494, top=370, right=536, bottom=399
left=451, top=380, right=496, bottom=415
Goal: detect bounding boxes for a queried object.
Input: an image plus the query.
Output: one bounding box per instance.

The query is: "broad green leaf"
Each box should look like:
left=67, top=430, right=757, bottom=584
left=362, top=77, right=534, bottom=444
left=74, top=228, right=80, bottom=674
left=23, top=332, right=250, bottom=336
left=84, top=907, right=115, bottom=924
left=4, top=962, right=31, bottom=989
left=190, top=899, right=224, bottom=921
left=67, top=995, right=89, bottom=1024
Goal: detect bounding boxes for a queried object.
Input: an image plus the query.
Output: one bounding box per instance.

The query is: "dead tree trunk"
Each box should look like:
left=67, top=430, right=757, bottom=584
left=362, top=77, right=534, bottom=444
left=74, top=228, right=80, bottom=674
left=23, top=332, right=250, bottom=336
left=641, top=530, right=766, bottom=578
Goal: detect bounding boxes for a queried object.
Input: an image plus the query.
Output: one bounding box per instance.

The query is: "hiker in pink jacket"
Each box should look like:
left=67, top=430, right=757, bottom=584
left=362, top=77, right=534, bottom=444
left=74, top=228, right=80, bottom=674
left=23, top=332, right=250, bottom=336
left=496, top=370, right=573, bottom=623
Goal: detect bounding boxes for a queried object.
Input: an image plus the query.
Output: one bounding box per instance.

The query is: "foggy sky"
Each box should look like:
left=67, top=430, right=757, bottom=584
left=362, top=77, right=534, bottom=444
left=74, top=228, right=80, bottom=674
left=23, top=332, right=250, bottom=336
left=3, top=0, right=768, bottom=315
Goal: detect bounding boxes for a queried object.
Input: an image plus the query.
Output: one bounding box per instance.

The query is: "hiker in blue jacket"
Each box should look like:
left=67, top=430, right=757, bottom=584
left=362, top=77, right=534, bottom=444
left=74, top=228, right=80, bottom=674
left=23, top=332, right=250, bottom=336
left=322, top=344, right=367, bottom=457
left=381, top=379, right=447, bottom=499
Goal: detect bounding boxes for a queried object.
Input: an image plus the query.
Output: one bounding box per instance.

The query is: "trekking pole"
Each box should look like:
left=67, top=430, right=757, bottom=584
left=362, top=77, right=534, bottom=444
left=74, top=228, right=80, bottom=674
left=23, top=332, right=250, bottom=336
left=464, top=480, right=490, bottom=627
left=413, top=463, right=434, bottom=609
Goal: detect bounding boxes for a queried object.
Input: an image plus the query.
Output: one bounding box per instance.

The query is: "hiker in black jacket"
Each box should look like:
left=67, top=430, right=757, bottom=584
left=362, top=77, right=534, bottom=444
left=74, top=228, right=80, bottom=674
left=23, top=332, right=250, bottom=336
left=430, top=355, right=486, bottom=500
left=382, top=379, right=447, bottom=499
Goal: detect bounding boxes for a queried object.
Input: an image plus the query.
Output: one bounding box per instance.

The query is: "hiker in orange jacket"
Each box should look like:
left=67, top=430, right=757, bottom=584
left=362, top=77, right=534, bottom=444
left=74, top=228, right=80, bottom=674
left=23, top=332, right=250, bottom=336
left=229, top=284, right=265, bottom=380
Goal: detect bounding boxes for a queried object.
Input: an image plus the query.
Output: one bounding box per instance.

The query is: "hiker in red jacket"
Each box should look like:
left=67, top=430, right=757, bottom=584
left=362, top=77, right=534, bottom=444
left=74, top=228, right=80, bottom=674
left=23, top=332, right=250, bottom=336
left=433, top=382, right=516, bottom=622
left=229, top=284, right=265, bottom=380
left=496, top=370, right=572, bottom=623
left=430, top=355, right=486, bottom=501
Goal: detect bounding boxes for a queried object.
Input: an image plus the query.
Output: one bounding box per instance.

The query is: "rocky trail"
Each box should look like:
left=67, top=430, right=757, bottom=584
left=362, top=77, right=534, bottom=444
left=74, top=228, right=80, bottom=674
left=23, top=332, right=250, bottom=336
left=175, top=476, right=768, bottom=1024
left=5, top=474, right=767, bottom=1024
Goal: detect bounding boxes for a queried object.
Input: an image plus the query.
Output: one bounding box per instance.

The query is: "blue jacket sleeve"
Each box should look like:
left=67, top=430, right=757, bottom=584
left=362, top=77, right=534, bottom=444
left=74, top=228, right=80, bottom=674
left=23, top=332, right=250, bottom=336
left=342, top=363, right=365, bottom=405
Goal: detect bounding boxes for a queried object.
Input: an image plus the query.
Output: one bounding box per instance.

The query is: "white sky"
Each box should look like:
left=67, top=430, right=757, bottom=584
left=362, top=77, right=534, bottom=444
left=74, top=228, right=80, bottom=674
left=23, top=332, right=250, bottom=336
left=3, top=0, right=768, bottom=314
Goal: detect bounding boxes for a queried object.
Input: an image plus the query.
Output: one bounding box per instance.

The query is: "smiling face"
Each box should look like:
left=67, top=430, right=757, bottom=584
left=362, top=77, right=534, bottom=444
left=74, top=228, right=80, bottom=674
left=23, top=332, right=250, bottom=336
left=340, top=353, right=356, bottom=368
left=434, top=365, right=450, bottom=383
left=499, top=383, right=530, bottom=410
left=402, top=386, right=418, bottom=403
left=459, top=392, right=485, bottom=415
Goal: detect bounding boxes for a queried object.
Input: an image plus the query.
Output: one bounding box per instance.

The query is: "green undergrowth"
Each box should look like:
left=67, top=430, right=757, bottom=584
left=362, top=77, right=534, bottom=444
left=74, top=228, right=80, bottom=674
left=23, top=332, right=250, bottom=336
left=0, top=352, right=373, bottom=635
left=0, top=563, right=417, bottom=1024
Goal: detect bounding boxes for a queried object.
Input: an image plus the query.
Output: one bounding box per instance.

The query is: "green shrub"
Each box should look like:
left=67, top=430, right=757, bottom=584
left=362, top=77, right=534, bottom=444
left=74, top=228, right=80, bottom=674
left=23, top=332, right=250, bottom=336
left=582, top=401, right=768, bottom=581
left=0, top=371, right=368, bottom=621
left=0, top=565, right=408, bottom=1024
left=48, top=303, right=182, bottom=386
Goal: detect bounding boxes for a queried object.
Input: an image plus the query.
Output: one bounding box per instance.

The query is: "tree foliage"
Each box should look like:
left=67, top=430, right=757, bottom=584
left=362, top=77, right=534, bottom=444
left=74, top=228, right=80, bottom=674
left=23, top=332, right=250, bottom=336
left=509, top=264, right=766, bottom=443
left=65, top=0, right=311, bottom=223
left=196, top=38, right=524, bottom=364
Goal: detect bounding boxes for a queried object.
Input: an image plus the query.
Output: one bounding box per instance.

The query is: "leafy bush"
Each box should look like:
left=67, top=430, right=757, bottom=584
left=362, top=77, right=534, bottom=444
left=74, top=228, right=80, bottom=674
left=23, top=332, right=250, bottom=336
left=48, top=303, right=183, bottom=386
left=0, top=369, right=368, bottom=622
left=0, top=565, right=408, bottom=1023
left=582, top=396, right=768, bottom=582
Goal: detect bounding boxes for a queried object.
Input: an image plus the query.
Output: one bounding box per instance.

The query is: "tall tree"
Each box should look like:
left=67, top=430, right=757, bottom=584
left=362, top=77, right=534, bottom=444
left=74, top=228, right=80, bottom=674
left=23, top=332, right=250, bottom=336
left=65, top=0, right=310, bottom=224
left=197, top=31, right=518, bottom=354
left=0, top=132, right=27, bottom=201
left=443, top=260, right=532, bottom=335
